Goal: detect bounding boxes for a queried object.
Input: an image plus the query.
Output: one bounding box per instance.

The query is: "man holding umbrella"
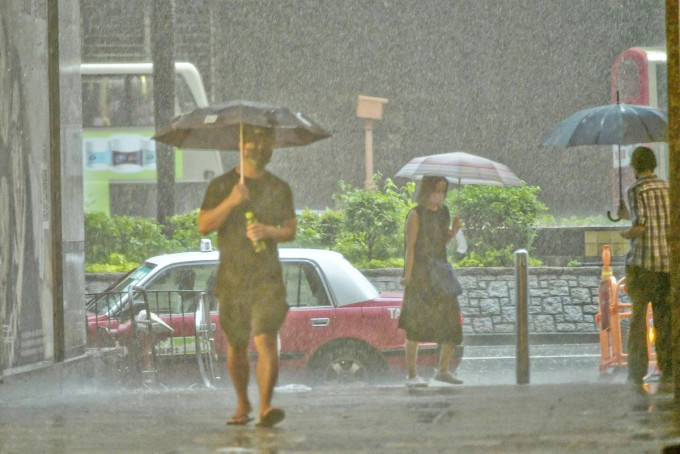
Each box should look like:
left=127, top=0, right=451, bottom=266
left=617, top=146, right=671, bottom=390
left=198, top=126, right=296, bottom=427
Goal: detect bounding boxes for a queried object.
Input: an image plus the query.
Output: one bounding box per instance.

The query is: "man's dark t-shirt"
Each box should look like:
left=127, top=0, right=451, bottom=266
left=200, top=169, right=295, bottom=306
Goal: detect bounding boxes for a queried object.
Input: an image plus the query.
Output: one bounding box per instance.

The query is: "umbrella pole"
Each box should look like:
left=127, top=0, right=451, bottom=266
left=607, top=144, right=623, bottom=222
left=239, top=123, right=244, bottom=184
left=618, top=144, right=623, bottom=204
left=457, top=184, right=461, bottom=215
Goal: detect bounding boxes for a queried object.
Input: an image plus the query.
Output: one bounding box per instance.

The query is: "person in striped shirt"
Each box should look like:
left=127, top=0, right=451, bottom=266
left=618, top=146, right=671, bottom=389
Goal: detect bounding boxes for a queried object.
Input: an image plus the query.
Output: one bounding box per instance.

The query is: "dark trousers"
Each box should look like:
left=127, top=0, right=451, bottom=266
left=625, top=265, right=671, bottom=383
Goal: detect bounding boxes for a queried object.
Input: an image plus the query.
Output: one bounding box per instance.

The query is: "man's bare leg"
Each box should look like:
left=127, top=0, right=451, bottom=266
left=253, top=332, right=281, bottom=419
left=227, top=344, right=252, bottom=420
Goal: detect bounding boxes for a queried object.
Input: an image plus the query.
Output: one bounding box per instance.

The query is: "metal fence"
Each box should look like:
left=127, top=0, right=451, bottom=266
left=85, top=288, right=220, bottom=389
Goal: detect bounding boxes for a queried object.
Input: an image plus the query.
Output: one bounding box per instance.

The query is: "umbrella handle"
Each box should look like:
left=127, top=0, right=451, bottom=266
left=606, top=200, right=626, bottom=223
left=606, top=210, right=621, bottom=223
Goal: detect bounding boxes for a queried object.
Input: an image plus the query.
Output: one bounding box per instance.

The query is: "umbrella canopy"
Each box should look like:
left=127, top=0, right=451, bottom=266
left=540, top=102, right=668, bottom=147
left=540, top=102, right=668, bottom=221
left=395, top=152, right=522, bottom=187
left=152, top=100, right=331, bottom=151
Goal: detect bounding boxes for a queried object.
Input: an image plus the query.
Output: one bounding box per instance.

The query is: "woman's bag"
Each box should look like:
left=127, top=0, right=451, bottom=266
left=426, top=257, right=463, bottom=298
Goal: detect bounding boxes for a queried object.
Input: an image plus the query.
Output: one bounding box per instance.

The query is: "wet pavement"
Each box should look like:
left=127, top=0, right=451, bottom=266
left=1, top=345, right=679, bottom=453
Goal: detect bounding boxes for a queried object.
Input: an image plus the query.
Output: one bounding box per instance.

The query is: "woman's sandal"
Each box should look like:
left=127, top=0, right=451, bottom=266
left=226, top=414, right=253, bottom=425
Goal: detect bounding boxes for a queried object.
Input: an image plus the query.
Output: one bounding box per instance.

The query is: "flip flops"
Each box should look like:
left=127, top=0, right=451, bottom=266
left=255, top=407, right=285, bottom=428
left=226, top=414, right=253, bottom=426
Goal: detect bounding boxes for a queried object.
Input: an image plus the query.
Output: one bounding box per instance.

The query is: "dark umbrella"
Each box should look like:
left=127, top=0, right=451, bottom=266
left=540, top=99, right=668, bottom=221
left=153, top=100, right=331, bottom=182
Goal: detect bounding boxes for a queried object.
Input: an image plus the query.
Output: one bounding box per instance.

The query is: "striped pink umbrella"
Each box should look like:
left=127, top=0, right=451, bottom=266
left=395, top=152, right=522, bottom=187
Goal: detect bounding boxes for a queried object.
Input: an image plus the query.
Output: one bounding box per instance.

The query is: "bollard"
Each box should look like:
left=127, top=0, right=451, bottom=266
left=515, top=249, right=530, bottom=384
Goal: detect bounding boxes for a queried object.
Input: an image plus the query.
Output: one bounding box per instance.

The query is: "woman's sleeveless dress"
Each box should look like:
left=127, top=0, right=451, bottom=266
left=398, top=204, right=462, bottom=344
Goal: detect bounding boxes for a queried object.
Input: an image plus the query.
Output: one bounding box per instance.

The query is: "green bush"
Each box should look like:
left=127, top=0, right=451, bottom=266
left=165, top=209, right=217, bottom=251
left=84, top=178, right=546, bottom=271
left=84, top=211, right=215, bottom=272
left=360, top=257, right=404, bottom=269
left=115, top=215, right=174, bottom=264
left=86, top=253, right=139, bottom=273
left=84, top=212, right=121, bottom=265
left=449, top=185, right=547, bottom=267
left=294, top=208, right=343, bottom=249
left=332, top=175, right=413, bottom=263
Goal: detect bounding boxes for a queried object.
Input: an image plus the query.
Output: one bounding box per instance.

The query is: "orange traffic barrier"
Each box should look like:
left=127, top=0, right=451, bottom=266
left=595, top=245, right=656, bottom=374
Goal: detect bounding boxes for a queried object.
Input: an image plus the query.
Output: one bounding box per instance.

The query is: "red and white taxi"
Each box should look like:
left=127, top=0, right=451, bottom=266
left=86, top=244, right=463, bottom=383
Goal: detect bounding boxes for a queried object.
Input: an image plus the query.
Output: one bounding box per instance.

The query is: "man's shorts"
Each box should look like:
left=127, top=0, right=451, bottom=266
left=218, top=284, right=289, bottom=348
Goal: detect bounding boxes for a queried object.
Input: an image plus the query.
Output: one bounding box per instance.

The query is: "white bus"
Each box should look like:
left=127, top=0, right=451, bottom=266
left=81, top=62, right=223, bottom=215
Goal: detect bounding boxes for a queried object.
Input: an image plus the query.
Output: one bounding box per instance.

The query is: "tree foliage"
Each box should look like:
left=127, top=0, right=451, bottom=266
left=294, top=208, right=344, bottom=249
left=85, top=176, right=546, bottom=271
left=84, top=210, right=216, bottom=272
left=449, top=185, right=547, bottom=266
left=332, top=175, right=414, bottom=264
left=294, top=175, right=414, bottom=267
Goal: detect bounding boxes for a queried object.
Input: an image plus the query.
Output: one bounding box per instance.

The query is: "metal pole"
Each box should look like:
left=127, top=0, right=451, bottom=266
left=515, top=249, right=530, bottom=384
left=364, top=119, right=375, bottom=190
left=152, top=0, right=176, bottom=225
left=48, top=0, right=65, bottom=363
left=664, top=0, right=680, bottom=404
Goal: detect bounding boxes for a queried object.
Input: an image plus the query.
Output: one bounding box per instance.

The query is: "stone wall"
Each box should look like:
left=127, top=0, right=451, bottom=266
left=363, top=266, right=627, bottom=344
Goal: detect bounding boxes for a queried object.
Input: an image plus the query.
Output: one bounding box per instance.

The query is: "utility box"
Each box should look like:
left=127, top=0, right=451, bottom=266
left=356, top=95, right=388, bottom=120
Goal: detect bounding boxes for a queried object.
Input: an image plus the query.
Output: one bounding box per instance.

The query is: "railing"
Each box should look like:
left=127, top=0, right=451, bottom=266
left=85, top=289, right=221, bottom=388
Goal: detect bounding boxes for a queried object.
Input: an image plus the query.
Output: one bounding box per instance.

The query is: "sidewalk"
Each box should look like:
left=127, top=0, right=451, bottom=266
left=1, top=374, right=679, bottom=453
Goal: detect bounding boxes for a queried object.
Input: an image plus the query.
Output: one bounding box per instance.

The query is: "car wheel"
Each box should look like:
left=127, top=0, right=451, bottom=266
left=308, top=340, right=386, bottom=384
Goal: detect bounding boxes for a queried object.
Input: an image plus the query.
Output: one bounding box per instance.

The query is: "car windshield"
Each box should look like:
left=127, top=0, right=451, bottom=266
left=86, top=263, right=156, bottom=315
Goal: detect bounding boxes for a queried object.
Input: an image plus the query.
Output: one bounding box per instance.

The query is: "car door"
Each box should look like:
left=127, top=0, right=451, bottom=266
left=278, top=259, right=337, bottom=366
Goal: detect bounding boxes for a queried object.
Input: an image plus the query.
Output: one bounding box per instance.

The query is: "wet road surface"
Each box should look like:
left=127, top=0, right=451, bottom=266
left=1, top=381, right=677, bottom=453
left=1, top=344, right=678, bottom=453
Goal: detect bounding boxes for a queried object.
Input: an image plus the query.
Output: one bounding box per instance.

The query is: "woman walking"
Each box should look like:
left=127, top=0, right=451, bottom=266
left=399, top=176, right=464, bottom=387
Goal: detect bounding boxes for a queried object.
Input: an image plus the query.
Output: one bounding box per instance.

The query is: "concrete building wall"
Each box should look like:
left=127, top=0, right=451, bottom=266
left=59, top=0, right=87, bottom=360
left=0, top=0, right=84, bottom=373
